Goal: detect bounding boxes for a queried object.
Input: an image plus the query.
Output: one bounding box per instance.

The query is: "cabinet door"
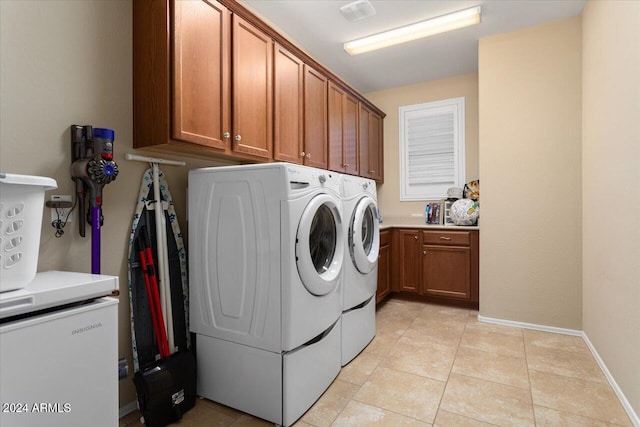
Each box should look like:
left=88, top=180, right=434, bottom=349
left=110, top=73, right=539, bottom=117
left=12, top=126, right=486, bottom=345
left=343, top=93, right=359, bottom=176
left=303, top=65, right=328, bottom=168
left=422, top=245, right=471, bottom=300
left=396, top=230, right=420, bottom=293
left=377, top=231, right=391, bottom=303
left=232, top=15, right=273, bottom=159
left=273, top=44, right=304, bottom=164
left=327, top=82, right=344, bottom=172
left=358, top=103, right=383, bottom=181
left=359, top=103, right=370, bottom=175
left=329, top=82, right=359, bottom=175
left=368, top=111, right=383, bottom=181
left=172, top=0, right=230, bottom=149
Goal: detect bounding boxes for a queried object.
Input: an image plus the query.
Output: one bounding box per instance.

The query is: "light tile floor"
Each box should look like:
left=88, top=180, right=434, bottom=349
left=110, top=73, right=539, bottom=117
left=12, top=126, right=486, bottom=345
left=120, top=297, right=632, bottom=426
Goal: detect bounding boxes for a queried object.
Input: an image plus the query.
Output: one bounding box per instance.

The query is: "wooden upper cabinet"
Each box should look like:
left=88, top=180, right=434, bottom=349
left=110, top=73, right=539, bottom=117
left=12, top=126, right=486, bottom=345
left=369, top=112, right=383, bottom=181
left=359, top=103, right=384, bottom=182
left=232, top=15, right=273, bottom=159
left=172, top=0, right=231, bottom=150
left=328, top=83, right=343, bottom=172
left=134, top=0, right=385, bottom=168
left=273, top=44, right=304, bottom=164
left=343, top=93, right=359, bottom=175
left=328, top=82, right=359, bottom=175
left=303, top=65, right=328, bottom=169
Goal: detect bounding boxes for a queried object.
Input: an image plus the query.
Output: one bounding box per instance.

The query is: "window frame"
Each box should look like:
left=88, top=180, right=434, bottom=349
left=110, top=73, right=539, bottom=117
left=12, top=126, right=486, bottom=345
left=399, top=97, right=466, bottom=201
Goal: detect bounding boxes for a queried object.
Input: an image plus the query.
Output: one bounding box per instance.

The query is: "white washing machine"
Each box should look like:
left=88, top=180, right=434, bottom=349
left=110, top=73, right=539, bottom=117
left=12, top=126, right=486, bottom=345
left=188, top=163, right=344, bottom=426
left=341, top=174, right=379, bottom=365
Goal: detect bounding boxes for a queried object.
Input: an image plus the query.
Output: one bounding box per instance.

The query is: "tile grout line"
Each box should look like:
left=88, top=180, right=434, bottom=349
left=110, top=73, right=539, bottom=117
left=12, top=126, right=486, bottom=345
left=524, top=338, right=613, bottom=387
left=522, top=328, right=538, bottom=426
left=333, top=301, right=425, bottom=425
left=363, top=301, right=443, bottom=425
left=449, top=371, right=534, bottom=394
left=524, top=367, right=634, bottom=426
left=433, top=310, right=504, bottom=427
left=524, top=328, right=634, bottom=424
left=526, top=365, right=611, bottom=387
left=532, top=403, right=632, bottom=427
left=431, top=308, right=467, bottom=425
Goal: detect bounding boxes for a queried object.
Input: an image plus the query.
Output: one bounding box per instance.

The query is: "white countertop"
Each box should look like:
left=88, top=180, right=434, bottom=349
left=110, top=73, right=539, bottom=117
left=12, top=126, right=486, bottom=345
left=379, top=216, right=479, bottom=231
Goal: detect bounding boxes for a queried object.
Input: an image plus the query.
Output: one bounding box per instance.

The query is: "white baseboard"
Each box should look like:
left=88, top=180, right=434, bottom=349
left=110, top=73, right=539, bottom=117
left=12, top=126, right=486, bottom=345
left=582, top=332, right=640, bottom=427
left=477, top=315, right=639, bottom=426
left=477, top=315, right=582, bottom=336
left=119, top=400, right=138, bottom=419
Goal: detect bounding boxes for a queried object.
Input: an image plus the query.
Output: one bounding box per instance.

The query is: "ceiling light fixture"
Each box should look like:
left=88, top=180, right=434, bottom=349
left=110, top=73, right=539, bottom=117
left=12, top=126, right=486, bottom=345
left=343, top=5, right=482, bottom=55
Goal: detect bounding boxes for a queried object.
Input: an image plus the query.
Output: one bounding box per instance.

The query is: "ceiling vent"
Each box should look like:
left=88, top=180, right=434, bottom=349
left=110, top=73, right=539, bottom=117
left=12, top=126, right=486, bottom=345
left=340, top=0, right=376, bottom=22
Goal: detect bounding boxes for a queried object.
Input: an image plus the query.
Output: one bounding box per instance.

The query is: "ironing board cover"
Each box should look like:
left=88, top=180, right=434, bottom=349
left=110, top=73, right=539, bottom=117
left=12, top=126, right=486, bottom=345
left=127, top=168, right=189, bottom=372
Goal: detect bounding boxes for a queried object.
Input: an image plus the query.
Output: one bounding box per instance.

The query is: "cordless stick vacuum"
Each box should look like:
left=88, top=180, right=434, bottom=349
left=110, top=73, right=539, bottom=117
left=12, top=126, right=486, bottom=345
left=70, top=125, right=119, bottom=274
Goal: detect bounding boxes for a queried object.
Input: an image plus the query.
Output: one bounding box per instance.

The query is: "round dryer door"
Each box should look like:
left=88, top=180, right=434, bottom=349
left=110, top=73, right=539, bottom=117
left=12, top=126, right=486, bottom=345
left=296, top=194, right=344, bottom=296
left=350, top=196, right=380, bottom=274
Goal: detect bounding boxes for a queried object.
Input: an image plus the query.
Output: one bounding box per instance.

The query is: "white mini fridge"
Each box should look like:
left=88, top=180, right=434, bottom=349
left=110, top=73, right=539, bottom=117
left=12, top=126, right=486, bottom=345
left=0, top=271, right=118, bottom=427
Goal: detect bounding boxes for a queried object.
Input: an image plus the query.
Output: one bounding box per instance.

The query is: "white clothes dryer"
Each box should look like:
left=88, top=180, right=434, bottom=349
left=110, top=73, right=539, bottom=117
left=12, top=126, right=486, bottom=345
left=341, top=174, right=379, bottom=365
left=188, top=163, right=344, bottom=426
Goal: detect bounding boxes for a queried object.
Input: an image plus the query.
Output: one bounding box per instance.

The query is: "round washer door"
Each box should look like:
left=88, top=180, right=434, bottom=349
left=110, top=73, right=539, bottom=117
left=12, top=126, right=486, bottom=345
left=296, top=194, right=344, bottom=296
left=350, top=196, right=380, bottom=274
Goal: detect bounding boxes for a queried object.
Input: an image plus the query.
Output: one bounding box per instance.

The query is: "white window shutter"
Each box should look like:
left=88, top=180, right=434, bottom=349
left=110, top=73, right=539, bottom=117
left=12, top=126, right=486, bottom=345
left=400, top=97, right=465, bottom=200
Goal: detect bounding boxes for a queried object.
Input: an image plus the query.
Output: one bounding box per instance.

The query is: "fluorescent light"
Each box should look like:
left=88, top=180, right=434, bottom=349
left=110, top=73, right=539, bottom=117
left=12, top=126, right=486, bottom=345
left=343, top=6, right=481, bottom=55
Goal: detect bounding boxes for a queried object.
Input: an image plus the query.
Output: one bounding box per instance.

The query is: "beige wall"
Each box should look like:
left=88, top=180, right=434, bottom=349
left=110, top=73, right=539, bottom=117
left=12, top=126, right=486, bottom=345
left=582, top=0, right=640, bottom=416
left=478, top=17, right=583, bottom=329
left=365, top=74, right=479, bottom=218
left=0, top=1, right=228, bottom=408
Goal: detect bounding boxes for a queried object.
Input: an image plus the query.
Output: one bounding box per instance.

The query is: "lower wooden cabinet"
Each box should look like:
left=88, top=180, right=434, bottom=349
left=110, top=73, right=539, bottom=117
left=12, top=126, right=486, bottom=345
left=423, top=243, right=471, bottom=299
left=376, top=230, right=392, bottom=303
left=378, top=228, right=479, bottom=307
left=395, top=229, right=421, bottom=294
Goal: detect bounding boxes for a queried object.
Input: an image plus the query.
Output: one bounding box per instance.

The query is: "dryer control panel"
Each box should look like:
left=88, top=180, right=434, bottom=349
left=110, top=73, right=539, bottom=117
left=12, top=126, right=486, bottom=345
left=343, top=175, right=377, bottom=198
left=313, top=171, right=341, bottom=194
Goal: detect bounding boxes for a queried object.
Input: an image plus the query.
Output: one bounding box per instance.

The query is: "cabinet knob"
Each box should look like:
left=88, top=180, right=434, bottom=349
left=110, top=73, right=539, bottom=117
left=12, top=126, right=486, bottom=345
left=306, top=153, right=312, bottom=158
left=223, top=132, right=230, bottom=139
left=342, top=164, right=349, bottom=168
left=423, top=250, right=427, bottom=255
left=300, top=151, right=306, bottom=157
left=369, top=170, right=375, bottom=174
left=235, top=135, right=242, bottom=141
left=414, top=235, right=418, bottom=240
